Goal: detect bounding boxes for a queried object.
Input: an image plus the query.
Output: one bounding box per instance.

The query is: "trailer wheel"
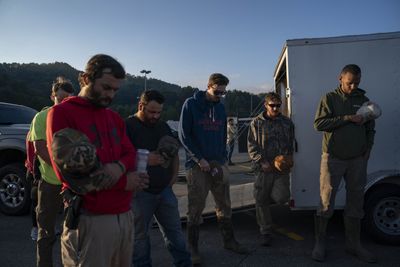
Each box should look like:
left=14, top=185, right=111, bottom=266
left=364, top=185, right=400, bottom=245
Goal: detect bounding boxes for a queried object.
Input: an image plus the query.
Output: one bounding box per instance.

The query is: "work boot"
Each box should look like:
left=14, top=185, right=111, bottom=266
left=30, top=226, right=38, bottom=241
left=187, top=223, right=201, bottom=265
left=261, top=233, right=272, bottom=246
left=343, top=216, right=377, bottom=263
left=311, top=215, right=329, bottom=262
left=218, top=218, right=248, bottom=254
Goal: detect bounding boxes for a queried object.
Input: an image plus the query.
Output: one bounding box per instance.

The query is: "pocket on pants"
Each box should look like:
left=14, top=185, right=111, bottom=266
left=253, top=174, right=266, bottom=202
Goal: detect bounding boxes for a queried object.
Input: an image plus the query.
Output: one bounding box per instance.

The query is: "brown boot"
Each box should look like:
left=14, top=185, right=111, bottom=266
left=187, top=223, right=201, bottom=265
left=218, top=218, right=248, bottom=254
left=311, top=215, right=329, bottom=262
left=343, top=216, right=377, bottom=263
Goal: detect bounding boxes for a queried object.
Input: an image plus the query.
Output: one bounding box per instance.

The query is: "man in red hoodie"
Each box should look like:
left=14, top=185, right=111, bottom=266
left=46, top=54, right=146, bottom=267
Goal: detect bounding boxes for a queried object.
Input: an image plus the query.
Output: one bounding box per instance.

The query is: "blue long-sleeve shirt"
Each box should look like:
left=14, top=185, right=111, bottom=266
left=178, top=90, right=227, bottom=169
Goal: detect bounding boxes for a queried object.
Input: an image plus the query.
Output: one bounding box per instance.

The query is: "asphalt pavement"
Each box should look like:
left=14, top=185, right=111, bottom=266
left=1, top=152, right=398, bottom=266
left=1, top=206, right=399, bottom=267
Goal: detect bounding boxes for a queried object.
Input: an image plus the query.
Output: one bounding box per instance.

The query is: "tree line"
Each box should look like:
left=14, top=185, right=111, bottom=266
left=0, top=62, right=266, bottom=120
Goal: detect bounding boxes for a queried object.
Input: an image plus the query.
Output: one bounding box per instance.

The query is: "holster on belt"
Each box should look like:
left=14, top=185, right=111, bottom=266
left=62, top=189, right=83, bottom=230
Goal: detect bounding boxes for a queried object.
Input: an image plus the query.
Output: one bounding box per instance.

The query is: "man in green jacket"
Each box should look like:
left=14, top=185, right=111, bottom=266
left=312, top=64, right=376, bottom=263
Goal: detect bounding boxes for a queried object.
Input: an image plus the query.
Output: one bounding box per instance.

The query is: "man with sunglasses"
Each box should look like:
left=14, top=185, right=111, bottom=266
left=247, top=92, right=294, bottom=246
left=179, top=73, right=247, bottom=265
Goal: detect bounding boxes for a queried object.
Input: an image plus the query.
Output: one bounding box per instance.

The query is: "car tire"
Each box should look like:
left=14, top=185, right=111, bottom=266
left=0, top=163, right=31, bottom=215
left=364, top=185, right=400, bottom=245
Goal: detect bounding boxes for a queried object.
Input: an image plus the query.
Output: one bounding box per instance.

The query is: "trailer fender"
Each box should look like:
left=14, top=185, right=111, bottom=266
left=363, top=170, right=400, bottom=245
left=365, top=170, right=400, bottom=191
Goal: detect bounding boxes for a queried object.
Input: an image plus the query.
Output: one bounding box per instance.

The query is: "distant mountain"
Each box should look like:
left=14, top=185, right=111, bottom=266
left=0, top=62, right=80, bottom=110
left=0, top=62, right=265, bottom=120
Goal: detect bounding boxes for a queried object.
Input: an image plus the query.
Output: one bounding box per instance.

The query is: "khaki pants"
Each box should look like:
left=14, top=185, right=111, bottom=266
left=317, top=153, right=367, bottom=219
left=254, top=171, right=290, bottom=235
left=36, top=180, right=62, bottom=267
left=186, top=165, right=232, bottom=225
left=61, top=210, right=134, bottom=267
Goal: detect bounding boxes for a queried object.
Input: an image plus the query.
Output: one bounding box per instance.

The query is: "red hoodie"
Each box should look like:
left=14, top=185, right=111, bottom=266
left=46, top=96, right=136, bottom=214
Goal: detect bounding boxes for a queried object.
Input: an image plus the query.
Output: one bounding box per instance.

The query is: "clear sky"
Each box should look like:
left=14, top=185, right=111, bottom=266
left=1, top=0, right=399, bottom=93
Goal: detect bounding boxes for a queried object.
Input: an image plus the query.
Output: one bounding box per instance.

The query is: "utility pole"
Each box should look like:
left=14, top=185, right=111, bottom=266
left=140, top=70, right=151, bottom=91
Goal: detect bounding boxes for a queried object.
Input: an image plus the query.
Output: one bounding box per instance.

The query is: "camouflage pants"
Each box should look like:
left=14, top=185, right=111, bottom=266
left=317, top=153, right=367, bottom=219
left=254, top=171, right=290, bottom=235
left=186, top=165, right=232, bottom=225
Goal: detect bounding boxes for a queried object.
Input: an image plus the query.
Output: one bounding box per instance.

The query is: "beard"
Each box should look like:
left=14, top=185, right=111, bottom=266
left=86, top=87, right=113, bottom=108
left=143, top=117, right=159, bottom=126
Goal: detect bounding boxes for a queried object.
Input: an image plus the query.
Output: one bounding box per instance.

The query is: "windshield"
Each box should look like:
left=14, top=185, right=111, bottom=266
left=0, top=104, right=37, bottom=125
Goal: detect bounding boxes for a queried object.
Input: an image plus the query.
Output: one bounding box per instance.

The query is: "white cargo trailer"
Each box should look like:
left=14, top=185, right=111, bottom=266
left=273, top=31, right=400, bottom=244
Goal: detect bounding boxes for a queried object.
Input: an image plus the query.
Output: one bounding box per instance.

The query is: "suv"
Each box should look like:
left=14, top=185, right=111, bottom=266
left=0, top=102, right=37, bottom=215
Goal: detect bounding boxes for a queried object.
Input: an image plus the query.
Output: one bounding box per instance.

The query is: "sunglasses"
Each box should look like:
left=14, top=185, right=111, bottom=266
left=214, top=90, right=227, bottom=96
left=268, top=103, right=281, bottom=108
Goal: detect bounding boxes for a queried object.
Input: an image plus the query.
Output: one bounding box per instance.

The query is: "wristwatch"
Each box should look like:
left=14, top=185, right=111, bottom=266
left=114, top=160, right=126, bottom=173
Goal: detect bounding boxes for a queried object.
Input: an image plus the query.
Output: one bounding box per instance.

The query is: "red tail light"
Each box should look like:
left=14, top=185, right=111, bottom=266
left=289, top=199, right=295, bottom=208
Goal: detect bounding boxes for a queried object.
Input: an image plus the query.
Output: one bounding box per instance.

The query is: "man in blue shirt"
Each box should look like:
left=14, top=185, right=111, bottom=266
left=179, top=73, right=248, bottom=264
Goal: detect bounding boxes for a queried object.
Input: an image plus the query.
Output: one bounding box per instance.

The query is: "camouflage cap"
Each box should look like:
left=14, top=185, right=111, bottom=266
left=157, top=135, right=180, bottom=168
left=51, top=128, right=110, bottom=194
left=273, top=155, right=294, bottom=174
left=209, top=160, right=224, bottom=179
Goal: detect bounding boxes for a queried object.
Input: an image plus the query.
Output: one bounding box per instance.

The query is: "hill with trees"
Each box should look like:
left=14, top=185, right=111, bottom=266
left=0, top=62, right=266, bottom=120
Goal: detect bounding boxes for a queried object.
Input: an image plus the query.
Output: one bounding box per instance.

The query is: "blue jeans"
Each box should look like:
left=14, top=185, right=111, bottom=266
left=132, top=186, right=192, bottom=267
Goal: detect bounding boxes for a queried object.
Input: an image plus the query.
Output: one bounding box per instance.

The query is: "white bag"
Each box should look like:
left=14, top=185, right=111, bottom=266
left=356, top=101, right=382, bottom=121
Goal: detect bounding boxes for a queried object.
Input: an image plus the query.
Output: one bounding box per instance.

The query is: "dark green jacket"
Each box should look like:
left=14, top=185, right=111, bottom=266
left=314, top=87, right=375, bottom=159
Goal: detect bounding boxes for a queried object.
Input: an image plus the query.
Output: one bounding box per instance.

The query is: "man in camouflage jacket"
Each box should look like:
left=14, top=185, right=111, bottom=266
left=247, top=92, right=294, bottom=246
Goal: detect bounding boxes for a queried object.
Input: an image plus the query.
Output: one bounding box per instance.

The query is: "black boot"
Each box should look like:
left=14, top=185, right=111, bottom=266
left=343, top=216, right=377, bottom=263
left=218, top=218, right=248, bottom=254
left=187, top=223, right=201, bottom=265
left=311, top=215, right=329, bottom=262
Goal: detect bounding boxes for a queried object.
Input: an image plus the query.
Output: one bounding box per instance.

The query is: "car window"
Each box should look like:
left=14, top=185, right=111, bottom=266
left=0, top=104, right=37, bottom=124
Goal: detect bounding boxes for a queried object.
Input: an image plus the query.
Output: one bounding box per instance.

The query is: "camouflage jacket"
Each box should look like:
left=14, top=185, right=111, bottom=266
left=247, top=113, right=294, bottom=164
